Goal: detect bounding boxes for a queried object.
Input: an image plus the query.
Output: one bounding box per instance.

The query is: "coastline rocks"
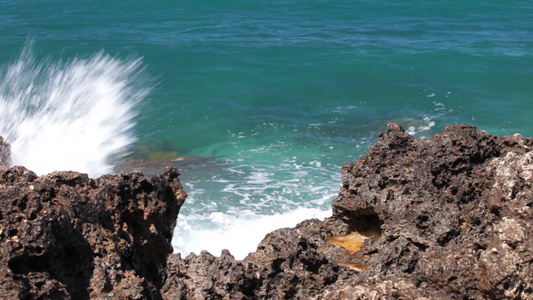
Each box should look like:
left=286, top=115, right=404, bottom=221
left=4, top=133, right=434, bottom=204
left=1, top=123, right=532, bottom=299
left=0, top=166, right=187, bottom=299
left=163, top=123, right=533, bottom=299
left=0, top=136, right=11, bottom=167
left=329, top=123, right=533, bottom=299
left=162, top=217, right=358, bottom=299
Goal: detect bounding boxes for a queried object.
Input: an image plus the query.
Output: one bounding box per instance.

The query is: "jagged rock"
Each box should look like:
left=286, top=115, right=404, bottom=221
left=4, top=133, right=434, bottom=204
left=163, top=123, right=533, bottom=299
left=2, top=124, right=533, bottom=299
left=162, top=217, right=359, bottom=300
left=0, top=166, right=187, bottom=299
left=329, top=123, right=533, bottom=299
left=0, top=136, right=11, bottom=167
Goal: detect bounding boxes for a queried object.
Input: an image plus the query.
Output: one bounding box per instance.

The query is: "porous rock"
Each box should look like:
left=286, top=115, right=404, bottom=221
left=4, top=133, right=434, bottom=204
left=162, top=217, right=359, bottom=300
left=2, top=123, right=533, bottom=299
left=0, top=136, right=11, bottom=167
left=0, top=165, right=187, bottom=299
left=163, top=123, right=533, bottom=299
left=328, top=123, right=533, bottom=299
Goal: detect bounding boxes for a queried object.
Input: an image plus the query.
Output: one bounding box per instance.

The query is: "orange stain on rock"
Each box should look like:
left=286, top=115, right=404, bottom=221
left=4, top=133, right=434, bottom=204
left=327, top=229, right=381, bottom=272
left=327, top=230, right=380, bottom=253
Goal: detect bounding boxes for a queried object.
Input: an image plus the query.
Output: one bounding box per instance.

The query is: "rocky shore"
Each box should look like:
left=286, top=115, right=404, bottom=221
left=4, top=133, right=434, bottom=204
left=1, top=123, right=532, bottom=299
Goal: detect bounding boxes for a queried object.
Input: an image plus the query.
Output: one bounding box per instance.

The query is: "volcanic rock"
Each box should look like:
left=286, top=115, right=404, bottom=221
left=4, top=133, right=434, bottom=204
left=162, top=123, right=533, bottom=299
left=1, top=123, right=532, bottom=299
left=0, top=136, right=11, bottom=167
left=0, top=165, right=187, bottom=299
left=328, top=123, right=533, bottom=299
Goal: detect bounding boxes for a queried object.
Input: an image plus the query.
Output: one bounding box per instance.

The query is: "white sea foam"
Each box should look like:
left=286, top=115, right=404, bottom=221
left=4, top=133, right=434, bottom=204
left=173, top=207, right=331, bottom=260
left=173, top=154, right=340, bottom=260
left=0, top=47, right=148, bottom=177
left=405, top=116, right=436, bottom=136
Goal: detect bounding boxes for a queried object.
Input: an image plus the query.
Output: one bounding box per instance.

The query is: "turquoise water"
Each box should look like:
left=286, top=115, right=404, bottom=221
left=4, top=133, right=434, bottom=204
left=1, top=1, right=532, bottom=258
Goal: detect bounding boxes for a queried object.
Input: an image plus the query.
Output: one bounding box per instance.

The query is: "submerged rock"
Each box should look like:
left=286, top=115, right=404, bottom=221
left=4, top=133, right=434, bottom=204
left=0, top=165, right=187, bottom=299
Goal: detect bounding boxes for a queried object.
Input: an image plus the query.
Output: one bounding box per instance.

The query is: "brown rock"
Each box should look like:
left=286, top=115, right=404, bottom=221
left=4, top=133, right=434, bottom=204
left=2, top=124, right=533, bottom=299
left=0, top=166, right=186, bottom=299
left=162, top=123, right=533, bottom=299
left=162, top=217, right=364, bottom=299
left=330, top=123, right=533, bottom=299
left=0, top=136, right=11, bottom=167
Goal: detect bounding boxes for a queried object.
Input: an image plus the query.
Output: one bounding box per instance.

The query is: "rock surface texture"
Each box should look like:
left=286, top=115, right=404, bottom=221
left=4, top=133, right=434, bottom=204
left=163, top=123, right=533, bottom=299
left=0, top=136, right=11, bottom=167
left=1, top=123, right=533, bottom=299
left=0, top=165, right=187, bottom=299
left=328, top=123, right=533, bottom=299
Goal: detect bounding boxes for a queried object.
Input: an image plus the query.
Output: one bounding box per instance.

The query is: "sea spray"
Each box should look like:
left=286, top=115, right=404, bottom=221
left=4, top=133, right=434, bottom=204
left=173, top=207, right=331, bottom=259
left=0, top=47, right=149, bottom=177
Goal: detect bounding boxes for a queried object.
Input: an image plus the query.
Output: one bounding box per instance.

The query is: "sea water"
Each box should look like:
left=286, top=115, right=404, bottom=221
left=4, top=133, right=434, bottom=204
left=1, top=0, right=532, bottom=259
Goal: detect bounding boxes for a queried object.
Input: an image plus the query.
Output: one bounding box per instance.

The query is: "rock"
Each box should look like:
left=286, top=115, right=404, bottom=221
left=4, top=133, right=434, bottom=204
left=162, top=217, right=359, bottom=300
left=162, top=123, right=533, bottom=299
left=163, top=250, right=260, bottom=300
left=330, top=123, right=533, bottom=299
left=2, top=123, right=533, bottom=299
left=0, top=136, right=11, bottom=167
left=0, top=166, right=187, bottom=299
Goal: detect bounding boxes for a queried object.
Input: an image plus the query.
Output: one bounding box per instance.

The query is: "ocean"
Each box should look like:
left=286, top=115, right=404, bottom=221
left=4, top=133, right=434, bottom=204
left=1, top=0, right=532, bottom=259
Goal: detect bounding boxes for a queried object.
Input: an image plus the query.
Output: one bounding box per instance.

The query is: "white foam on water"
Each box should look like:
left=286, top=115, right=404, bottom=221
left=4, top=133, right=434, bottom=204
left=0, top=47, right=149, bottom=177
left=172, top=207, right=331, bottom=260
left=173, top=154, right=340, bottom=260
left=170, top=112, right=350, bottom=261
left=405, top=116, right=436, bottom=136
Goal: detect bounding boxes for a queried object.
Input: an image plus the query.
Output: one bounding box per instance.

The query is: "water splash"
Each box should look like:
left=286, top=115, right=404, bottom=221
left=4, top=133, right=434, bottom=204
left=0, top=47, right=149, bottom=177
left=173, top=207, right=331, bottom=259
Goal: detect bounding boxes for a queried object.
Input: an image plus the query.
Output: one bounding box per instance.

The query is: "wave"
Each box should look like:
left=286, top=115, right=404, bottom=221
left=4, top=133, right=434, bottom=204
left=0, top=46, right=149, bottom=177
left=173, top=207, right=331, bottom=260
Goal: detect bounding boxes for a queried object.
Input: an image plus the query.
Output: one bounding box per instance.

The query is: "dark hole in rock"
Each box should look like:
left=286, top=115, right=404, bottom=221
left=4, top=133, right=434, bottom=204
left=437, top=229, right=459, bottom=247
left=140, top=180, right=155, bottom=194
left=29, top=211, right=38, bottom=220
left=9, top=254, right=48, bottom=275
left=8, top=228, right=18, bottom=237
left=490, top=206, right=501, bottom=217
left=54, top=236, right=95, bottom=300
left=303, top=257, right=325, bottom=274
left=35, top=281, right=44, bottom=289
left=348, top=210, right=383, bottom=236
left=416, top=214, right=430, bottom=229
left=103, top=278, right=113, bottom=293
left=503, top=281, right=511, bottom=290
left=327, top=210, right=384, bottom=272
left=20, top=198, right=27, bottom=210
left=451, top=187, right=458, bottom=195
left=411, top=240, right=429, bottom=251
left=271, top=258, right=284, bottom=275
